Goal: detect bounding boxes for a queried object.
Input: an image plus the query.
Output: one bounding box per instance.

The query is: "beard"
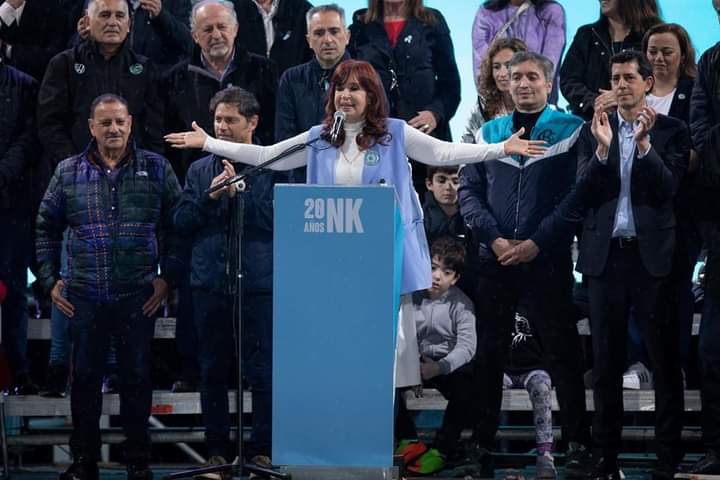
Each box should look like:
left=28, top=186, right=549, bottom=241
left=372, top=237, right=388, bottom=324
left=207, top=43, right=231, bottom=61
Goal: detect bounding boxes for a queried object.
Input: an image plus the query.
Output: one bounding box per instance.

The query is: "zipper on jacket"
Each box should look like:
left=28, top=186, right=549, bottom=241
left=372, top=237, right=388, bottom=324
left=513, top=163, right=524, bottom=240
left=513, top=122, right=535, bottom=240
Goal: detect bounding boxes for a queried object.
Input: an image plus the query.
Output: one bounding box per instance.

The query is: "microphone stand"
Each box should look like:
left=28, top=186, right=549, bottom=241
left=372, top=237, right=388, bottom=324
left=205, top=136, right=323, bottom=197
left=162, top=136, right=323, bottom=480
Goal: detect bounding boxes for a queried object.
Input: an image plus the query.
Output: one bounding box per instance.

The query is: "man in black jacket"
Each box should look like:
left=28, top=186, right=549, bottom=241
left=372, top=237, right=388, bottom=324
left=275, top=3, right=350, bottom=142
left=37, top=0, right=164, bottom=169
left=71, top=0, right=193, bottom=70
left=0, top=60, right=40, bottom=395
left=163, top=0, right=276, bottom=184
left=233, top=0, right=312, bottom=79
left=0, top=0, right=70, bottom=81
left=174, top=87, right=282, bottom=465
left=574, top=51, right=689, bottom=480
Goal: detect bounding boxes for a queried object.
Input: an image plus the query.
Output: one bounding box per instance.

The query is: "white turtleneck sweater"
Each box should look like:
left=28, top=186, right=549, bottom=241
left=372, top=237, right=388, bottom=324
left=203, top=121, right=507, bottom=183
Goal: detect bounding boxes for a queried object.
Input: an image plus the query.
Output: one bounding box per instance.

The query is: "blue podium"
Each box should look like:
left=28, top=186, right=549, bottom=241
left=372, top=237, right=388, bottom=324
left=272, top=185, right=403, bottom=477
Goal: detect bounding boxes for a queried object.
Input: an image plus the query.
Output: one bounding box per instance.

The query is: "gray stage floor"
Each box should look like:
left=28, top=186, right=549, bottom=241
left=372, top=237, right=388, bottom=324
left=4, top=465, right=660, bottom=479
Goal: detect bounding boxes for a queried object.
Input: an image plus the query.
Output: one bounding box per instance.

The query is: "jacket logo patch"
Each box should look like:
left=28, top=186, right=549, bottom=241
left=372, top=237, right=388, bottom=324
left=74, top=63, right=86, bottom=74
left=364, top=150, right=380, bottom=166
left=535, top=130, right=556, bottom=145
left=129, top=63, right=144, bottom=75
left=136, top=171, right=148, bottom=177
left=403, top=34, right=413, bottom=44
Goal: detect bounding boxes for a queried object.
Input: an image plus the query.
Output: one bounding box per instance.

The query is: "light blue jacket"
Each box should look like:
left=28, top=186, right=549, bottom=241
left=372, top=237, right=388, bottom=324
left=306, top=118, right=430, bottom=294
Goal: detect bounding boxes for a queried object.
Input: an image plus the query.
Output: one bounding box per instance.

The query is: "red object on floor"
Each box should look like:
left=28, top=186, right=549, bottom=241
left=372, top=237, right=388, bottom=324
left=0, top=279, right=7, bottom=304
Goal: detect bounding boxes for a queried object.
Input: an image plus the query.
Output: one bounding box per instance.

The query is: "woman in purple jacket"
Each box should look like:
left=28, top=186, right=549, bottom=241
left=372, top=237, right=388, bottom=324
left=471, top=0, right=566, bottom=103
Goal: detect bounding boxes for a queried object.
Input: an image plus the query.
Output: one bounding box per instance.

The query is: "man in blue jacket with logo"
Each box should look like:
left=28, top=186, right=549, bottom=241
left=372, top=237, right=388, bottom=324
left=458, top=51, right=591, bottom=478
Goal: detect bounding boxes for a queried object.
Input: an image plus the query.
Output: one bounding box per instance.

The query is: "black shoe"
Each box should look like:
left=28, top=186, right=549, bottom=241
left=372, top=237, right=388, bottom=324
left=58, top=459, right=99, bottom=480
left=171, top=379, right=196, bottom=393
left=127, top=462, right=153, bottom=480
left=565, top=442, right=593, bottom=478
left=10, top=371, right=39, bottom=396
left=678, top=451, right=720, bottom=477
left=40, top=365, right=69, bottom=398
left=588, top=456, right=621, bottom=480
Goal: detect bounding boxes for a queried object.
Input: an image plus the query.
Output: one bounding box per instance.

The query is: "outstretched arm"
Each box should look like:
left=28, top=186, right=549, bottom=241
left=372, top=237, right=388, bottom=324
left=165, top=122, right=310, bottom=171
left=404, top=124, right=546, bottom=165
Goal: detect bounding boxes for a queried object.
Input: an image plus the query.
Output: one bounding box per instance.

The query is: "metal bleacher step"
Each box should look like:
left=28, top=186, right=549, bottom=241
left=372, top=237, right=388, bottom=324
left=405, top=388, right=702, bottom=412
left=4, top=390, right=251, bottom=417
left=27, top=314, right=702, bottom=340
left=4, top=388, right=700, bottom=417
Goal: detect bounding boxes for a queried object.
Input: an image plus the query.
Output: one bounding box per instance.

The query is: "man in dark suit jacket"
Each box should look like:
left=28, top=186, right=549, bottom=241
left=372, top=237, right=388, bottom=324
left=574, top=50, right=690, bottom=480
left=0, top=0, right=69, bottom=81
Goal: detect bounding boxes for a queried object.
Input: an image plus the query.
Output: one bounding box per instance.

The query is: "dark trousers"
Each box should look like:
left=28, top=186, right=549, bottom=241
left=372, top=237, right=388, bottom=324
left=470, top=255, right=590, bottom=449
left=396, top=363, right=474, bottom=455
left=699, top=266, right=720, bottom=452
left=68, top=290, right=156, bottom=461
left=192, top=289, right=273, bottom=459
left=0, top=209, right=30, bottom=377
left=587, top=243, right=684, bottom=462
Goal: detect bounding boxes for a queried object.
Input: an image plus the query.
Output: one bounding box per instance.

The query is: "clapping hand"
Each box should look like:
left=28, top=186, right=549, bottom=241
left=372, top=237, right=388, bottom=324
left=165, top=121, right=209, bottom=149
left=208, top=160, right=238, bottom=200
left=591, top=110, right=612, bottom=159
left=139, top=0, right=162, bottom=17
left=503, top=127, right=547, bottom=157
left=594, top=88, right=617, bottom=113
left=633, top=106, right=656, bottom=143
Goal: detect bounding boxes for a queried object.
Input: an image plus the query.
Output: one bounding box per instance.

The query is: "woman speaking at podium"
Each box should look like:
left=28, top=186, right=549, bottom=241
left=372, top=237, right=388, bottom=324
left=165, top=59, right=545, bottom=387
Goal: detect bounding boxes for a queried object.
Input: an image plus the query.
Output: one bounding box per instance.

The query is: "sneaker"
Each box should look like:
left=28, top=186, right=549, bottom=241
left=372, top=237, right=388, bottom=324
left=565, top=443, right=593, bottom=478
left=40, top=364, right=69, bottom=398
left=536, top=452, right=557, bottom=479
left=193, top=456, right=230, bottom=480
left=407, top=448, right=446, bottom=475
left=59, top=458, right=99, bottom=480
left=623, top=362, right=653, bottom=390
left=394, top=439, right=428, bottom=465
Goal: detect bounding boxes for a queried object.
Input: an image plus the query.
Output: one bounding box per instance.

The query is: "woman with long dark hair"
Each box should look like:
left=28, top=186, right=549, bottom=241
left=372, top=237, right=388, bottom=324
left=560, top=0, right=662, bottom=120
left=166, top=59, right=544, bottom=388
left=471, top=0, right=565, bottom=103
left=463, top=37, right=529, bottom=143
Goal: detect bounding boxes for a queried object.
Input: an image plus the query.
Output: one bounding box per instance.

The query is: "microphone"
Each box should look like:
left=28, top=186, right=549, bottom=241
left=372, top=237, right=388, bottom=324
left=330, top=111, right=346, bottom=144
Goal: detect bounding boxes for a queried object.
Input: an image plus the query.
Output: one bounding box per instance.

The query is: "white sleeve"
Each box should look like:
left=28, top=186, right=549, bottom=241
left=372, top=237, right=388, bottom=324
left=403, top=123, right=506, bottom=166
left=203, top=131, right=311, bottom=171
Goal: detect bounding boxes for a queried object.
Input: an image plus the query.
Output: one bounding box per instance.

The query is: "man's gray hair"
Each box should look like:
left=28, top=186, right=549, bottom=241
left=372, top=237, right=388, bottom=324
left=190, top=0, right=237, bottom=31
left=305, top=4, right=346, bottom=30
left=508, top=51, right=554, bottom=82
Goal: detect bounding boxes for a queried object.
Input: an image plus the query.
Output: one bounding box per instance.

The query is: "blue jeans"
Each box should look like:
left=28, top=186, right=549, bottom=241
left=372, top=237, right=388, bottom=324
left=192, top=289, right=272, bottom=458
left=67, top=290, right=156, bottom=461
left=49, top=304, right=117, bottom=371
